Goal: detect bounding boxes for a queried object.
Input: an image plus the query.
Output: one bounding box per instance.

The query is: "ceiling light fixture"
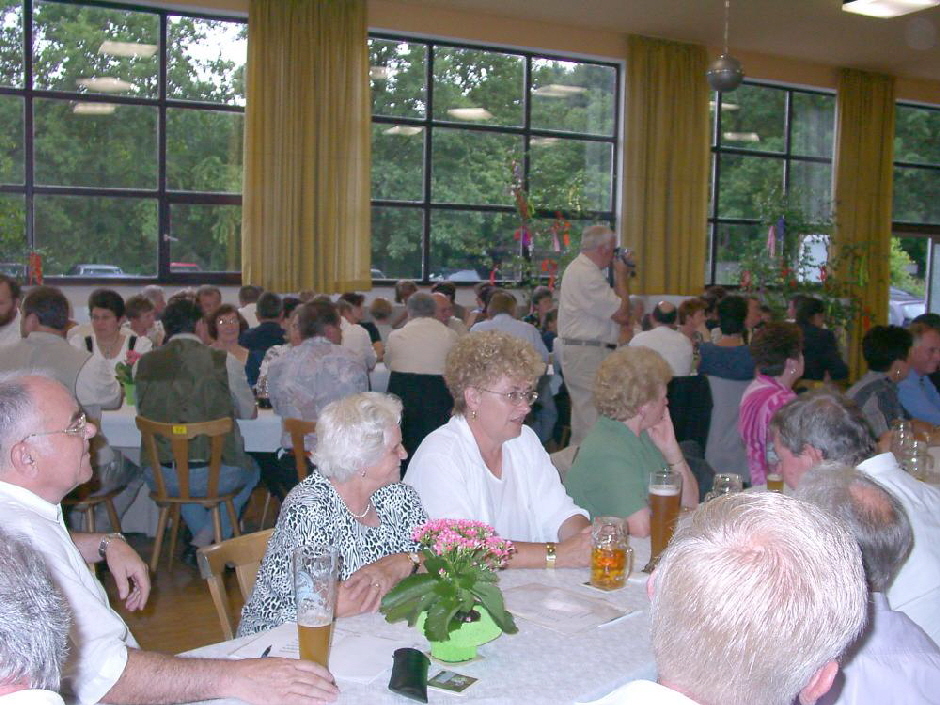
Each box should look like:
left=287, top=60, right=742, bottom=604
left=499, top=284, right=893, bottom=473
left=842, top=0, right=939, bottom=17
left=98, top=40, right=158, bottom=59
left=72, top=102, right=117, bottom=115
left=383, top=125, right=423, bottom=136
left=706, top=0, right=745, bottom=92
left=722, top=131, right=761, bottom=142
left=77, top=77, right=134, bottom=93
left=447, top=107, right=493, bottom=121
left=533, top=84, right=588, bottom=98
left=709, top=100, right=740, bottom=111
left=370, top=66, right=394, bottom=80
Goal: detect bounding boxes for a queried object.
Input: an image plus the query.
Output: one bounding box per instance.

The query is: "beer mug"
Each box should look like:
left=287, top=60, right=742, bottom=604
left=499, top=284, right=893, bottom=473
left=891, top=420, right=915, bottom=460
left=905, top=440, right=935, bottom=481
left=293, top=545, right=340, bottom=668
left=704, top=473, right=743, bottom=501
left=590, top=517, right=633, bottom=591
left=649, top=468, right=682, bottom=563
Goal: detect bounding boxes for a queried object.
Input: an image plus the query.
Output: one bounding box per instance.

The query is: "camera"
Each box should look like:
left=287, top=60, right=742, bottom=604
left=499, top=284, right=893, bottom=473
left=613, top=247, right=637, bottom=276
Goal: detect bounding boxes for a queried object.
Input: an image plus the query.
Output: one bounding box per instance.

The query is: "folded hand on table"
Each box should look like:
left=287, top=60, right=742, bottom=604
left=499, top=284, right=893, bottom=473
left=338, top=552, right=413, bottom=616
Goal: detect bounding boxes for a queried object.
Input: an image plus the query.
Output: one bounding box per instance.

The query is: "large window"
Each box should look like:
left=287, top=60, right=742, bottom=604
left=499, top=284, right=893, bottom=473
left=369, top=36, right=619, bottom=283
left=708, top=83, right=836, bottom=284
left=0, top=0, right=245, bottom=281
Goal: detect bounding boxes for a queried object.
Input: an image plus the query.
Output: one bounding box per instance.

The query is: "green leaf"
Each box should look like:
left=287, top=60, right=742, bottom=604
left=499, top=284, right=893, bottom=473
left=380, top=573, right=437, bottom=622
left=470, top=582, right=518, bottom=634
left=424, top=594, right=462, bottom=642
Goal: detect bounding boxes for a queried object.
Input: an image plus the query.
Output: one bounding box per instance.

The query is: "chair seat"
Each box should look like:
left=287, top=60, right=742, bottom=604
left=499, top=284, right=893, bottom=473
left=148, top=490, right=241, bottom=506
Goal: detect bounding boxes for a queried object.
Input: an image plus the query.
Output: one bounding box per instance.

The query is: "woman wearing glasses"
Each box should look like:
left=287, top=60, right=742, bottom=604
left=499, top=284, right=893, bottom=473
left=405, top=330, right=592, bottom=568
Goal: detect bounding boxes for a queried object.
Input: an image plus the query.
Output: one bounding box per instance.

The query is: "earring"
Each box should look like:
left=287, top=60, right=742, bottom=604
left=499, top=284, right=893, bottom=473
left=360, top=469, right=367, bottom=478
left=469, top=409, right=477, bottom=420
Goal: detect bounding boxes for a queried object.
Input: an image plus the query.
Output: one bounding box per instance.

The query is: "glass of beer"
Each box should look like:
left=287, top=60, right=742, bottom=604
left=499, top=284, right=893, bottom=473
left=649, top=468, right=682, bottom=564
left=293, top=545, right=340, bottom=668
left=705, top=472, right=744, bottom=501
left=590, top=517, right=633, bottom=590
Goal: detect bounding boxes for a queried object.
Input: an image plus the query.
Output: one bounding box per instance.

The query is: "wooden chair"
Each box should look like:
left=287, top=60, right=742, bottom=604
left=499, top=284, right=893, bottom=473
left=136, top=416, right=241, bottom=573
left=259, top=418, right=316, bottom=528
left=63, top=487, right=123, bottom=534
left=197, top=529, right=274, bottom=640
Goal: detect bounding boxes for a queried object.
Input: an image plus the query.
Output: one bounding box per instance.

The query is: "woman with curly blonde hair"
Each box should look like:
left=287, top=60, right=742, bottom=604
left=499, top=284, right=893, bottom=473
left=405, top=330, right=593, bottom=568
left=564, top=346, right=699, bottom=537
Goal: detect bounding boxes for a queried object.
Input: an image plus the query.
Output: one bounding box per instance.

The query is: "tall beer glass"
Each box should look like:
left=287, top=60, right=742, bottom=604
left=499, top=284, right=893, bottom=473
left=293, top=545, right=340, bottom=668
left=649, top=468, right=682, bottom=562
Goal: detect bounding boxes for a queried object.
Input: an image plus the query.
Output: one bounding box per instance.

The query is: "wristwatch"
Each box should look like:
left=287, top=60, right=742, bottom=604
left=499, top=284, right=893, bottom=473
left=98, top=532, right=126, bottom=560
left=407, top=551, right=421, bottom=574
left=545, top=542, right=557, bottom=569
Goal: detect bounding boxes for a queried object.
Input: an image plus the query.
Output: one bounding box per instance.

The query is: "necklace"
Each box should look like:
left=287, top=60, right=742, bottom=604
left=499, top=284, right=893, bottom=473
left=346, top=498, right=372, bottom=519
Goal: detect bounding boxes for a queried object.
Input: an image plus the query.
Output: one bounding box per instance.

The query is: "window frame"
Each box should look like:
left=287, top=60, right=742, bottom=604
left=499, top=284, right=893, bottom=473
left=0, top=0, right=246, bottom=285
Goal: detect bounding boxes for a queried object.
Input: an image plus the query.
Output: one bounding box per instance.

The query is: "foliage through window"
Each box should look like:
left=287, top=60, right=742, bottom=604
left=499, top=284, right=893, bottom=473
left=369, top=35, right=619, bottom=283
left=0, top=0, right=245, bottom=280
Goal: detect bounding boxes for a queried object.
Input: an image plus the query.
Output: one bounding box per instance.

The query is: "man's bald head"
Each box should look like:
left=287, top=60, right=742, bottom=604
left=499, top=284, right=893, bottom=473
left=652, top=301, right=677, bottom=327
left=432, top=292, right=453, bottom=324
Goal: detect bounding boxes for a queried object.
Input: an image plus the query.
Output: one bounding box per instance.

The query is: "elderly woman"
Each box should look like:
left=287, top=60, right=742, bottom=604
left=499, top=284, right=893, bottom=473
left=847, top=325, right=913, bottom=438
left=738, top=322, right=804, bottom=486
left=405, top=330, right=592, bottom=568
left=563, top=347, right=699, bottom=537
left=238, top=392, right=427, bottom=636
left=206, top=304, right=250, bottom=364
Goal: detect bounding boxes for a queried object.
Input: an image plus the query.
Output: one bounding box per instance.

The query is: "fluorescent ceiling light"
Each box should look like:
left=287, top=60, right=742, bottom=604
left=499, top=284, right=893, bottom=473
left=383, top=125, right=423, bottom=136
left=530, top=137, right=560, bottom=146
left=370, top=66, right=394, bottom=80
left=447, top=107, right=493, bottom=121
left=842, top=0, right=939, bottom=17
left=77, top=77, right=134, bottom=93
left=533, top=84, right=588, bottom=98
left=709, top=100, right=740, bottom=111
left=98, top=40, right=158, bottom=58
left=723, top=131, right=761, bottom=142
left=72, top=102, right=117, bottom=115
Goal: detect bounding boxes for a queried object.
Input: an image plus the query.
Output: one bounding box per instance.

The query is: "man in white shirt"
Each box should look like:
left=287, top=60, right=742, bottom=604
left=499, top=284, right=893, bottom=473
left=0, top=373, right=338, bottom=705
left=237, top=284, right=263, bottom=328
left=770, top=390, right=940, bottom=645
left=432, top=291, right=468, bottom=337
left=558, top=225, right=633, bottom=443
left=0, top=273, right=21, bottom=348
left=629, top=301, right=693, bottom=377
left=0, top=528, right=70, bottom=705
left=385, top=292, right=458, bottom=375
left=797, top=464, right=940, bottom=705
left=586, top=493, right=867, bottom=705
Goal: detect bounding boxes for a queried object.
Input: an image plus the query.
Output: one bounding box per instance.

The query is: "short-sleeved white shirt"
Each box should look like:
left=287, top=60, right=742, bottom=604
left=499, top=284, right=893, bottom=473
left=0, top=481, right=137, bottom=705
left=558, top=253, right=621, bottom=346
left=404, top=415, right=588, bottom=542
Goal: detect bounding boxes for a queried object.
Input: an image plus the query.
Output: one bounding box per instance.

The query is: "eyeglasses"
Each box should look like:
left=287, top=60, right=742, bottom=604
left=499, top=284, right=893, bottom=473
left=477, top=388, right=539, bottom=406
left=217, top=317, right=239, bottom=326
left=21, top=412, right=88, bottom=443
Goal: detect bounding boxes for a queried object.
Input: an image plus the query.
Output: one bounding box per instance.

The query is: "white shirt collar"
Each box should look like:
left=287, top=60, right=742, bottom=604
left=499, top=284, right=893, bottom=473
left=0, top=479, right=62, bottom=523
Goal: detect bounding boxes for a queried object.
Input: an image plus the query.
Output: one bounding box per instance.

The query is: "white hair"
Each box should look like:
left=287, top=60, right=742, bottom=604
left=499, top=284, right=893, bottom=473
left=0, top=529, right=70, bottom=691
left=579, top=224, right=616, bottom=252
left=652, top=492, right=866, bottom=705
left=0, top=373, right=44, bottom=472
left=140, top=284, right=165, bottom=303
left=312, top=393, right=403, bottom=483
left=406, top=292, right=437, bottom=319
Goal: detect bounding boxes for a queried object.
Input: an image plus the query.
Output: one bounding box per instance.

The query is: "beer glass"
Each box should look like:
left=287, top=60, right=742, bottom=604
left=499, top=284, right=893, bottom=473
left=891, top=420, right=915, bottom=460
left=649, top=468, right=682, bottom=563
left=590, top=517, right=633, bottom=590
left=704, top=473, right=743, bottom=501
left=293, top=545, right=340, bottom=668
left=906, top=440, right=935, bottom=481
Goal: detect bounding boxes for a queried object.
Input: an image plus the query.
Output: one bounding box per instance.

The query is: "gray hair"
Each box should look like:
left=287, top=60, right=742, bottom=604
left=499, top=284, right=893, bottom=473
left=579, top=224, right=616, bottom=252
left=312, top=393, right=403, bottom=483
left=796, top=462, right=913, bottom=593
left=140, top=284, right=165, bottom=303
left=0, top=529, right=70, bottom=691
left=406, top=292, right=437, bottom=319
left=769, top=390, right=874, bottom=465
left=0, top=373, right=39, bottom=471
left=652, top=492, right=866, bottom=705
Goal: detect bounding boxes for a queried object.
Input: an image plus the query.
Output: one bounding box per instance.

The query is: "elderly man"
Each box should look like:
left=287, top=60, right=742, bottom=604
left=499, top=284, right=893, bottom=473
left=0, top=528, right=70, bottom=704
left=629, top=301, right=693, bottom=376
left=195, top=285, right=222, bottom=318
left=770, top=390, right=940, bottom=645
left=0, top=374, right=338, bottom=705
left=897, top=321, right=940, bottom=424
left=0, top=273, right=21, bottom=348
left=558, top=225, right=633, bottom=443
left=589, top=492, right=867, bottom=705
left=239, top=292, right=286, bottom=387
left=796, top=464, right=940, bottom=704
left=432, top=291, right=468, bottom=337
left=385, top=292, right=458, bottom=375
left=471, top=290, right=550, bottom=364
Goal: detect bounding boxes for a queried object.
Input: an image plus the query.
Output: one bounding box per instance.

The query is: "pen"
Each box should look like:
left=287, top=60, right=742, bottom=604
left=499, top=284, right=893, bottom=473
left=260, top=645, right=272, bottom=658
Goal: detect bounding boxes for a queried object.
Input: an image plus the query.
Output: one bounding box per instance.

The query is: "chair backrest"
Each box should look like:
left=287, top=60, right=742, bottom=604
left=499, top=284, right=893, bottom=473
left=136, top=416, right=233, bottom=500
left=283, top=418, right=316, bottom=483
left=550, top=444, right=580, bottom=481
left=703, top=376, right=752, bottom=483
left=197, top=529, right=274, bottom=640
left=387, top=371, right=454, bottom=473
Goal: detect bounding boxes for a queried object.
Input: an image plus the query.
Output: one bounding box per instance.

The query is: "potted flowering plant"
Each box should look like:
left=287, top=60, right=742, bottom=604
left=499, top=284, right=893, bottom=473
left=380, top=519, right=517, bottom=662
left=115, top=349, right=142, bottom=406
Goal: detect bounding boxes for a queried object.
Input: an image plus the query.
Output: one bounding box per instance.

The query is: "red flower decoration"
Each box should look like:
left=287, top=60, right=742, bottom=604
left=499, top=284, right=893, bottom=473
left=125, top=350, right=142, bottom=366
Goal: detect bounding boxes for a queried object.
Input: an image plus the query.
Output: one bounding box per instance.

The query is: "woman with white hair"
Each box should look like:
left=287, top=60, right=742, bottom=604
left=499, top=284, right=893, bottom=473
left=238, top=392, right=427, bottom=636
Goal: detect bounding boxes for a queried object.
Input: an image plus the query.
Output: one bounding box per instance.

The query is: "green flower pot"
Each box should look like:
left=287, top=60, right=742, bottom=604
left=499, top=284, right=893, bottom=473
left=123, top=382, right=136, bottom=407
left=417, top=608, right=502, bottom=662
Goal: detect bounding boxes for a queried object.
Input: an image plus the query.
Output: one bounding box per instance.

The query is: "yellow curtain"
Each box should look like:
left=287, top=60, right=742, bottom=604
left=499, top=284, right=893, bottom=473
left=832, top=69, right=895, bottom=376
left=241, top=0, right=371, bottom=292
left=623, top=35, right=710, bottom=296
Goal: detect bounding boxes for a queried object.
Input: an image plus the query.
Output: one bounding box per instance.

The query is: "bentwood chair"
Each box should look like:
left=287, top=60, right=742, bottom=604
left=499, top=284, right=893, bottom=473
left=197, top=528, right=273, bottom=640
left=259, top=418, right=316, bottom=529
left=136, top=416, right=241, bottom=573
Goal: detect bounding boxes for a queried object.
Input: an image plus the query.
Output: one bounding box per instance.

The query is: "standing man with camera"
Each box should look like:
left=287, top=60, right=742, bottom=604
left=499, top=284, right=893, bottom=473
left=558, top=225, right=634, bottom=444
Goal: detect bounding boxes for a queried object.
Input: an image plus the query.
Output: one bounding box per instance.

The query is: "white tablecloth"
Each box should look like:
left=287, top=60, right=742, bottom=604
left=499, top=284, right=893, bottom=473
left=181, top=539, right=656, bottom=705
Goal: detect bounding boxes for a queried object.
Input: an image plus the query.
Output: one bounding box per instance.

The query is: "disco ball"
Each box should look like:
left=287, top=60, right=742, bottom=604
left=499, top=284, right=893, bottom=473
left=706, top=54, right=744, bottom=92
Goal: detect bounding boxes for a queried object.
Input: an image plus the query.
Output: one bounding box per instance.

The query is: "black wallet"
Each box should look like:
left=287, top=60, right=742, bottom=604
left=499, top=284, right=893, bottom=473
left=388, top=647, right=430, bottom=703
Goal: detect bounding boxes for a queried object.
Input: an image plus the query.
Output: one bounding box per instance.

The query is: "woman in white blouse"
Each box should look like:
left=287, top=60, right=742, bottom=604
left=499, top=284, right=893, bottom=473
left=70, top=288, right=152, bottom=372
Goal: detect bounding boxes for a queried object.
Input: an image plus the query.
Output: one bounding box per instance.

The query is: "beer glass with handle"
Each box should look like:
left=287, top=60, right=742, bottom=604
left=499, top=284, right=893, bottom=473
left=648, top=468, right=682, bottom=566
left=293, top=545, right=340, bottom=668
left=591, top=517, right=632, bottom=590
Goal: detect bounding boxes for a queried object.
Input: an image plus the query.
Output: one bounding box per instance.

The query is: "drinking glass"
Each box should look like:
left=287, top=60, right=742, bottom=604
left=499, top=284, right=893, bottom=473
left=590, top=516, right=633, bottom=590
left=704, top=472, right=743, bottom=501
left=648, top=468, right=682, bottom=564
left=891, top=420, right=915, bottom=460
left=905, top=440, right=935, bottom=481
left=293, top=545, right=340, bottom=668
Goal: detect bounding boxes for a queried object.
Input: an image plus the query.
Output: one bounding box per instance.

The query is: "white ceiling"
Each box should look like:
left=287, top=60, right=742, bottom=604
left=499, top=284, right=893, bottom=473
left=408, top=0, right=940, bottom=83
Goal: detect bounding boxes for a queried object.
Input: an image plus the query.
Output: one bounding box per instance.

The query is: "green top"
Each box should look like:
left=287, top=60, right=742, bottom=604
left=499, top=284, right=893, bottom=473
left=564, top=415, right=666, bottom=519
